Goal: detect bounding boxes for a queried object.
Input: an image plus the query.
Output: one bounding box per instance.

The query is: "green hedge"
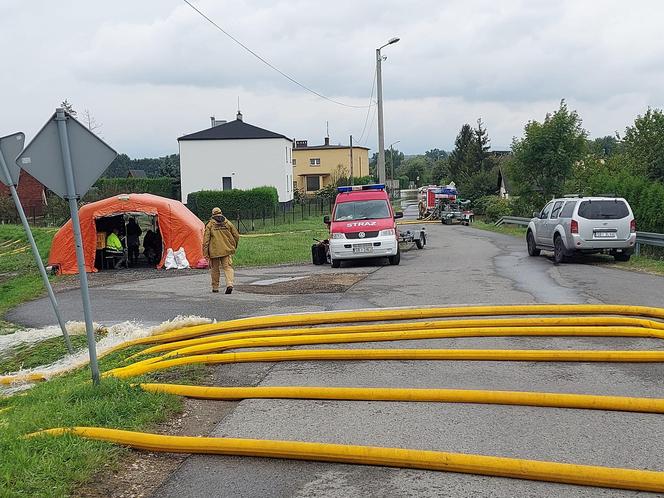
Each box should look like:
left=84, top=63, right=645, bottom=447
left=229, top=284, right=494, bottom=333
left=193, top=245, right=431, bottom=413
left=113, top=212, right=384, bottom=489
left=187, top=187, right=279, bottom=220
left=85, top=177, right=178, bottom=201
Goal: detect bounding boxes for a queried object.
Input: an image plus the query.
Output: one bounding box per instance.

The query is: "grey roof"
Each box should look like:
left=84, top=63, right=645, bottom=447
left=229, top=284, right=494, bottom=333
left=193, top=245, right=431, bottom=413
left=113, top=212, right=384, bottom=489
left=178, top=119, right=291, bottom=141
left=127, top=169, right=147, bottom=178
left=294, top=144, right=370, bottom=151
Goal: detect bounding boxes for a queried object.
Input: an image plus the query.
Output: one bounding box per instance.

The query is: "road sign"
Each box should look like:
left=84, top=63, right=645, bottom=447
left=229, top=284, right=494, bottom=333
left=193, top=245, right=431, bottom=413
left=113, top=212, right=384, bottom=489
left=0, top=132, right=25, bottom=186
left=16, top=111, right=116, bottom=198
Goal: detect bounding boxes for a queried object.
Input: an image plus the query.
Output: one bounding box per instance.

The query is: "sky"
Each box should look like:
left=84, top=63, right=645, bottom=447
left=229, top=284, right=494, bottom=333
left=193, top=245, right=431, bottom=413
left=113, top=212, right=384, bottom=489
left=1, top=0, right=662, bottom=158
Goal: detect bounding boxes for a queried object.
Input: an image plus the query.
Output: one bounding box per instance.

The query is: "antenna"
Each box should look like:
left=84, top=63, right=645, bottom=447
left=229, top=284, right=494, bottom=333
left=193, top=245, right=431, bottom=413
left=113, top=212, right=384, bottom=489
left=237, top=96, right=240, bottom=112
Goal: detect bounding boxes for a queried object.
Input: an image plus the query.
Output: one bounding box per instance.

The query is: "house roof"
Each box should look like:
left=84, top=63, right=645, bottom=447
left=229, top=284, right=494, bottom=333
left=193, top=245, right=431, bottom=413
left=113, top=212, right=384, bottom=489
left=127, top=169, right=147, bottom=178
left=178, top=119, right=291, bottom=141
left=293, top=144, right=370, bottom=151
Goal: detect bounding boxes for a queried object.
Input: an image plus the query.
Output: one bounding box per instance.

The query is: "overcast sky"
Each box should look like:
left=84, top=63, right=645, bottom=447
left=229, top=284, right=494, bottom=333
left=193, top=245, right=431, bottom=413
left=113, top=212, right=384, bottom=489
left=1, top=0, right=662, bottom=157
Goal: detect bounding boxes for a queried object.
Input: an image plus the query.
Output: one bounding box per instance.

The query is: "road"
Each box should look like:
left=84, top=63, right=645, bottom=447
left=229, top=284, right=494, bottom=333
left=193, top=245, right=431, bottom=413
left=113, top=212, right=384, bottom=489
left=11, top=224, right=664, bottom=496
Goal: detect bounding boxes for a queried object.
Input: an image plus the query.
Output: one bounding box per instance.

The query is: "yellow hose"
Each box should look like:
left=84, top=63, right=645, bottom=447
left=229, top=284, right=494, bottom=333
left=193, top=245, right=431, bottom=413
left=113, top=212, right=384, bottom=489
left=106, top=349, right=664, bottom=379
left=0, top=372, right=47, bottom=385
left=131, top=315, right=664, bottom=358
left=157, top=326, right=662, bottom=360
left=130, top=305, right=664, bottom=347
left=139, top=383, right=664, bottom=414
left=30, top=427, right=664, bottom=493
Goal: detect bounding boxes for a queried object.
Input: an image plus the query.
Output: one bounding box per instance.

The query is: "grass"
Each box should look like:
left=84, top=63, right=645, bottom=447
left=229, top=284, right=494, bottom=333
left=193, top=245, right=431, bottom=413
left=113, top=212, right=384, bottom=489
left=0, top=332, right=105, bottom=374
left=0, top=225, right=58, bottom=320
left=0, top=347, right=188, bottom=498
left=472, top=219, right=527, bottom=238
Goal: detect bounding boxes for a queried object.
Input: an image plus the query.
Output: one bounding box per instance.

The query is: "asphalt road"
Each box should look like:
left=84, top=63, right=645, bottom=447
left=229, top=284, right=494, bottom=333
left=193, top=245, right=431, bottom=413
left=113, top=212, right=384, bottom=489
left=10, top=223, right=664, bottom=496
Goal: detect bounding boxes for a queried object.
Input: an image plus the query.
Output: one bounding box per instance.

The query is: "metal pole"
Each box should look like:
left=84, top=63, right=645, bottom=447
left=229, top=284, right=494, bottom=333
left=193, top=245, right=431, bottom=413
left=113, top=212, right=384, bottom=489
left=390, top=143, right=395, bottom=200
left=55, top=108, right=100, bottom=384
left=376, top=47, right=386, bottom=184
left=0, top=148, right=73, bottom=353
left=349, top=135, right=354, bottom=186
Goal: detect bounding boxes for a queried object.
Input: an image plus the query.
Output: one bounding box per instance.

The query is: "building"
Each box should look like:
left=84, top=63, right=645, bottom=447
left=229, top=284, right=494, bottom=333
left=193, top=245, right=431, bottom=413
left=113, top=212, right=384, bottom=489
left=292, top=137, right=370, bottom=193
left=178, top=112, right=293, bottom=203
left=0, top=170, right=46, bottom=216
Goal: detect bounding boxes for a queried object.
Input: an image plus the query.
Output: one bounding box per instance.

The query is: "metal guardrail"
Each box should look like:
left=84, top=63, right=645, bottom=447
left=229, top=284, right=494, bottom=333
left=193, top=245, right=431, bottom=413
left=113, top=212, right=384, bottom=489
left=495, top=217, right=664, bottom=254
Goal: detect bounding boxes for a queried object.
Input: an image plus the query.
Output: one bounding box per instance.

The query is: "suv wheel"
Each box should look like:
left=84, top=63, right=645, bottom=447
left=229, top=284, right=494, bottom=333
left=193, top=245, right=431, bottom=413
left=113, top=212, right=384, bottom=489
left=331, top=258, right=341, bottom=268
left=553, top=236, right=567, bottom=265
left=526, top=232, right=540, bottom=257
left=614, top=253, right=631, bottom=262
left=388, top=249, right=401, bottom=265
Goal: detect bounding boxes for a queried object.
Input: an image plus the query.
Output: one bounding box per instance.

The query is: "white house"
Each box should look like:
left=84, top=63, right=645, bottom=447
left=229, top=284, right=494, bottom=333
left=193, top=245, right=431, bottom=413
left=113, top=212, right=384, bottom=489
left=178, top=112, right=293, bottom=203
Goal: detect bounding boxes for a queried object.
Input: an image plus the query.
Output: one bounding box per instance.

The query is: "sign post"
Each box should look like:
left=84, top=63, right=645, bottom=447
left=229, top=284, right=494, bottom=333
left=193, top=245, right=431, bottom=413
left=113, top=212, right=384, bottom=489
left=0, top=132, right=73, bottom=353
left=17, top=109, right=117, bottom=385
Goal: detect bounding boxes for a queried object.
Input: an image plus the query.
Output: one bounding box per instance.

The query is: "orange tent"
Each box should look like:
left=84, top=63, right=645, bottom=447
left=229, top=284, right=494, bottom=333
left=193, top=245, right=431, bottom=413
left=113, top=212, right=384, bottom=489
left=48, top=193, right=205, bottom=274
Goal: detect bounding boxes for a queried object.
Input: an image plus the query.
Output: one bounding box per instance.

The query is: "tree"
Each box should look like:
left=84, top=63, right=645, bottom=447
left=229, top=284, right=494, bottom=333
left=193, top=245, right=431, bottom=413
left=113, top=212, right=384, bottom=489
left=61, top=99, right=77, bottom=117
left=400, top=156, right=428, bottom=185
left=622, top=108, right=664, bottom=181
left=449, top=124, right=474, bottom=182
left=509, top=100, right=587, bottom=201
left=81, top=109, right=102, bottom=134
left=429, top=158, right=450, bottom=185
left=588, top=135, right=621, bottom=157
left=469, top=118, right=491, bottom=172
left=424, top=148, right=447, bottom=163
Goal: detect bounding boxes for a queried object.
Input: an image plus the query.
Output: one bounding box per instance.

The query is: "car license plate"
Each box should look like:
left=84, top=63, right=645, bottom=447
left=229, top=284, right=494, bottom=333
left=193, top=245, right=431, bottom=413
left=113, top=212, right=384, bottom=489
left=353, top=243, right=373, bottom=254
left=594, top=231, right=617, bottom=239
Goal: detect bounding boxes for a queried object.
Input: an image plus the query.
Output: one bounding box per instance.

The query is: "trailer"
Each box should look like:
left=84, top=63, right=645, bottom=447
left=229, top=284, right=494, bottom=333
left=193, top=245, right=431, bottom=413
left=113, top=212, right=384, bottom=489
left=398, top=226, right=427, bottom=249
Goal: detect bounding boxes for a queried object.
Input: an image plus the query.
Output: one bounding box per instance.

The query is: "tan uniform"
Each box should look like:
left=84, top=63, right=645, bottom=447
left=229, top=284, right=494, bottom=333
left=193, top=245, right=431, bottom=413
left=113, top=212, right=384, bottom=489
left=203, top=217, right=240, bottom=290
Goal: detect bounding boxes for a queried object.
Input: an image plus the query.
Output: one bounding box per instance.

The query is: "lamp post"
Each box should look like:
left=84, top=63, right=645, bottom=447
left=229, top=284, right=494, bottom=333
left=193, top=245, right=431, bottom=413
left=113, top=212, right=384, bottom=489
left=388, top=140, right=400, bottom=199
left=376, top=36, right=400, bottom=185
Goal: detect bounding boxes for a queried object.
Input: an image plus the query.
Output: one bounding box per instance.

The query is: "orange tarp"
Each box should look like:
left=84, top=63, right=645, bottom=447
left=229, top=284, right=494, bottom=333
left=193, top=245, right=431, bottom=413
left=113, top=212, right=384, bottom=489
left=48, top=193, right=205, bottom=274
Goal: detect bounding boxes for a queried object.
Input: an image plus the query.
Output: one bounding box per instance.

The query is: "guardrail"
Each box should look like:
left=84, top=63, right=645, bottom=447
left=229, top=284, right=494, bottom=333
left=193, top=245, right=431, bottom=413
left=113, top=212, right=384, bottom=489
left=495, top=217, right=664, bottom=254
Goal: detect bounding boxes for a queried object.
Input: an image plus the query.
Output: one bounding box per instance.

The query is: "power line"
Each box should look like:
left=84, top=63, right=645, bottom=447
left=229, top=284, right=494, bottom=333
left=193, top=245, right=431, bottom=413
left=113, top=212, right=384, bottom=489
left=183, top=0, right=371, bottom=109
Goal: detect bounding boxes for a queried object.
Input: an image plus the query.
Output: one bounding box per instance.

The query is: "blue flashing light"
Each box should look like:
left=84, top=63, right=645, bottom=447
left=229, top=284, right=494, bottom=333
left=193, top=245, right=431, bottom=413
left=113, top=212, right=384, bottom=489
left=337, top=183, right=386, bottom=193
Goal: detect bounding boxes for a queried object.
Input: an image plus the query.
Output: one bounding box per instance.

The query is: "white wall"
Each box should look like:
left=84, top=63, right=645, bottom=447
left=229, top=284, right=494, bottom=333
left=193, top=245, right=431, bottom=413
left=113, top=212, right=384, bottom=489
left=179, top=138, right=293, bottom=203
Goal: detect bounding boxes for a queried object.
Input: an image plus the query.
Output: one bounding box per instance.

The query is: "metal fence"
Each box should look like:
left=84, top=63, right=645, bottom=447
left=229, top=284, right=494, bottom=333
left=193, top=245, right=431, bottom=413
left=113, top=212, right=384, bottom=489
left=496, top=216, right=664, bottom=254
left=232, top=198, right=334, bottom=234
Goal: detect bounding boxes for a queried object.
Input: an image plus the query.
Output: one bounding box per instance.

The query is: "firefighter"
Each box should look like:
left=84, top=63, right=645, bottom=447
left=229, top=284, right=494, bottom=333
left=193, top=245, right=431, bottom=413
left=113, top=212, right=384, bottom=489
left=202, top=207, right=240, bottom=294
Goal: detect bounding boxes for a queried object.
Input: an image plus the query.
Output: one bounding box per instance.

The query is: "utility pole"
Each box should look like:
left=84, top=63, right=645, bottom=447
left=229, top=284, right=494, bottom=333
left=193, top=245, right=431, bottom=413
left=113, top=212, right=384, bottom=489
left=375, top=37, right=400, bottom=185
left=349, top=135, right=354, bottom=185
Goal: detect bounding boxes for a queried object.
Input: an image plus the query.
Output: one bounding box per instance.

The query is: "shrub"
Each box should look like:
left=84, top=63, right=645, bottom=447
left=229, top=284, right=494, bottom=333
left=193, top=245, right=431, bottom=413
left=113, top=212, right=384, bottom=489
left=482, top=196, right=512, bottom=222
left=187, top=187, right=278, bottom=220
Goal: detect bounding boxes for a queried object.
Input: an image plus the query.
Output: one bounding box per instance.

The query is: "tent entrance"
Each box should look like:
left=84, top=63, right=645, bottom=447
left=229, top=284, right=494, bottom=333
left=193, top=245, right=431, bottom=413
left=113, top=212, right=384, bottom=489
left=94, top=212, right=162, bottom=271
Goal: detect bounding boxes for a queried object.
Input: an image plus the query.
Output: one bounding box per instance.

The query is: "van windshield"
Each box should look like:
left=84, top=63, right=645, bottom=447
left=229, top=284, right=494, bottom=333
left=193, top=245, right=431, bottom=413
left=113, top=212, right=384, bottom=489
left=577, top=200, right=629, bottom=220
left=334, top=200, right=391, bottom=221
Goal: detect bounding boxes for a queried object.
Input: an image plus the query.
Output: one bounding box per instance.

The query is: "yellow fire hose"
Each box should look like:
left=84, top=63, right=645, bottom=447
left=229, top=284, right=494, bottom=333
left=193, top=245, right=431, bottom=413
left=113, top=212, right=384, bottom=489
left=155, top=326, right=663, bottom=360
left=29, top=427, right=664, bottom=493
left=106, top=349, right=664, bottom=379
left=139, top=383, right=664, bottom=415
left=125, top=304, right=664, bottom=347
left=130, top=315, right=664, bottom=358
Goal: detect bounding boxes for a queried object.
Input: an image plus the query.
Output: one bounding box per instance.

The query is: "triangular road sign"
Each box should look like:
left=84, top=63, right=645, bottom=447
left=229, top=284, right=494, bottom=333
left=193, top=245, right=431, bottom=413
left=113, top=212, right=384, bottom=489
left=16, top=112, right=117, bottom=199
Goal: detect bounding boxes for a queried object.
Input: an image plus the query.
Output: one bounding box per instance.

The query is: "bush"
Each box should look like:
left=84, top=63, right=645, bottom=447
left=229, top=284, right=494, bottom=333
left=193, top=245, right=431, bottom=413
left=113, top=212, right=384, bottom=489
left=85, top=177, right=178, bottom=201
left=482, top=196, right=512, bottom=222
left=187, top=186, right=278, bottom=220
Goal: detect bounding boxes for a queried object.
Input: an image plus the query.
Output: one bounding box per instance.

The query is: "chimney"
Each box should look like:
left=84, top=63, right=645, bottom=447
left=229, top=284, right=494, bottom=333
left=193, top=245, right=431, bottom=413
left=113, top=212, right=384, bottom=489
left=210, top=116, right=215, bottom=128
left=237, top=110, right=243, bottom=121
left=324, top=137, right=330, bottom=146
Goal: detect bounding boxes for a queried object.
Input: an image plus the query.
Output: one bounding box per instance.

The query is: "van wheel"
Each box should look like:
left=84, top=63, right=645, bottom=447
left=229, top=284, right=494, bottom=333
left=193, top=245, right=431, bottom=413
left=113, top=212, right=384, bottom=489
left=527, top=232, right=540, bottom=257
left=331, top=258, right=341, bottom=268
left=614, top=253, right=631, bottom=262
left=553, top=236, right=567, bottom=265
left=388, top=250, right=401, bottom=265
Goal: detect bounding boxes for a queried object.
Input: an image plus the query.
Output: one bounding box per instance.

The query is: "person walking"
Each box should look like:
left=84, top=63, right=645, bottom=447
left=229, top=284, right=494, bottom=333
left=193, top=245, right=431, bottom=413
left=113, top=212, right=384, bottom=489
left=202, top=207, right=240, bottom=294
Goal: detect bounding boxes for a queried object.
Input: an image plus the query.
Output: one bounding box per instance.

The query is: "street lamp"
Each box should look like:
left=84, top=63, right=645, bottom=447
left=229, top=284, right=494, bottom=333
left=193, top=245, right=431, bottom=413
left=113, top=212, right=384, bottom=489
left=376, top=36, right=400, bottom=185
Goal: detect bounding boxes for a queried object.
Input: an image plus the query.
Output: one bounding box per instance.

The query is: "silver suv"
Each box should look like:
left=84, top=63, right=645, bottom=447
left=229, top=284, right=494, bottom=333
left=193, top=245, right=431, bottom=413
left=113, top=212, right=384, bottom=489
left=526, top=196, right=636, bottom=264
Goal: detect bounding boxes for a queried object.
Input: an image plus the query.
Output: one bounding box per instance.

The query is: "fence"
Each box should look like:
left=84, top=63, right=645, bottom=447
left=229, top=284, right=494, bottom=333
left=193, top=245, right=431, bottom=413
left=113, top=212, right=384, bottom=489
left=496, top=216, right=664, bottom=254
left=231, top=198, right=335, bottom=234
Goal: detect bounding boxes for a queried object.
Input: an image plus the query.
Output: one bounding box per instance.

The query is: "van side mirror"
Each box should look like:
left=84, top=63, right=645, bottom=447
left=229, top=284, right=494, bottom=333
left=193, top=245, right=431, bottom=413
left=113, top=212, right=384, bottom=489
left=394, top=211, right=404, bottom=219
left=323, top=215, right=330, bottom=225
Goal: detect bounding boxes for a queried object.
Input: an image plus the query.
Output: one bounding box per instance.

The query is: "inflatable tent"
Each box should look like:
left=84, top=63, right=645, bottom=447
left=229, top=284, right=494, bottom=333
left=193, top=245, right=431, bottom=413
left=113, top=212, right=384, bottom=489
left=48, top=193, right=205, bottom=274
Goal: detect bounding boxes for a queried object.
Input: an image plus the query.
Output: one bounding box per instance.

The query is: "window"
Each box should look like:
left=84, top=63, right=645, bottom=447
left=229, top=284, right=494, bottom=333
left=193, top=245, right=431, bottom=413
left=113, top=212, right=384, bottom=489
left=333, top=200, right=391, bottom=221
left=306, top=176, right=320, bottom=191
left=578, top=200, right=629, bottom=220
left=560, top=201, right=577, bottom=218
left=550, top=201, right=564, bottom=219
left=310, top=158, right=321, bottom=166
left=540, top=202, right=553, bottom=219
left=222, top=177, right=232, bottom=190
left=292, top=158, right=296, bottom=166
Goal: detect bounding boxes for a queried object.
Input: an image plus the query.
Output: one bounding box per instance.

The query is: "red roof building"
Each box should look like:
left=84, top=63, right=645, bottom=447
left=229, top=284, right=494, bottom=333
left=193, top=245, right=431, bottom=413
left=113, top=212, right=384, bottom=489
left=0, top=170, right=46, bottom=216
